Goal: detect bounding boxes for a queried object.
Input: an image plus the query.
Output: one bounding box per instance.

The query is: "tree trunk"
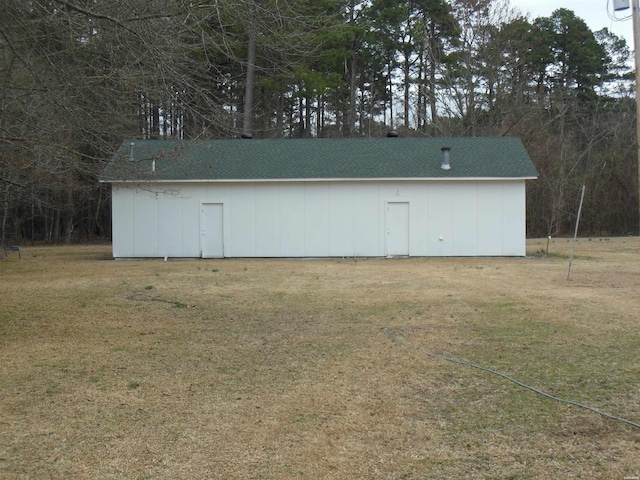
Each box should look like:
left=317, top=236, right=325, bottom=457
left=347, top=2, right=357, bottom=137
left=243, top=28, right=257, bottom=138
left=348, top=50, right=357, bottom=136
left=403, top=58, right=410, bottom=128
left=53, top=207, right=61, bottom=243
left=64, top=188, right=74, bottom=244
left=305, top=95, right=312, bottom=137
left=276, top=92, right=284, bottom=137
left=428, top=24, right=438, bottom=131
left=152, top=103, right=160, bottom=139
left=388, top=61, right=394, bottom=129
left=1, top=185, right=9, bottom=246
left=316, top=96, right=322, bottom=137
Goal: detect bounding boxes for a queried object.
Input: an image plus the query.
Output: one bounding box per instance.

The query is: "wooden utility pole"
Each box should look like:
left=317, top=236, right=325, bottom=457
left=618, top=0, right=640, bottom=232
left=633, top=0, right=640, bottom=233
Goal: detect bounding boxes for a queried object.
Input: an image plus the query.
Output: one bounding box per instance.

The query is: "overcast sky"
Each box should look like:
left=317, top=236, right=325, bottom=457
left=511, top=0, right=634, bottom=46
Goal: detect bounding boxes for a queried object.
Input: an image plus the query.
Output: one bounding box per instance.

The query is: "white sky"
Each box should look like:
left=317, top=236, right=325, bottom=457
left=511, top=0, right=634, bottom=47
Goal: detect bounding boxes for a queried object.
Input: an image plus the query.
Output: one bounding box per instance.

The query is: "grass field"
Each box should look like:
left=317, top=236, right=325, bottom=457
left=1, top=238, right=639, bottom=479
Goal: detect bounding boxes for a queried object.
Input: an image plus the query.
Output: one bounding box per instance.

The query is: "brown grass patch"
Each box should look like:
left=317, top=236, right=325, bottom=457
left=1, top=238, right=639, bottom=479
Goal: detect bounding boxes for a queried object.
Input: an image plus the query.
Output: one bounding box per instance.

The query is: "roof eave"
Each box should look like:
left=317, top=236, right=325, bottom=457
left=101, top=176, right=537, bottom=183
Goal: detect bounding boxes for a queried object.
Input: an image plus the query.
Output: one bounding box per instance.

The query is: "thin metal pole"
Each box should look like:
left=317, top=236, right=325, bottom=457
left=567, top=185, right=586, bottom=280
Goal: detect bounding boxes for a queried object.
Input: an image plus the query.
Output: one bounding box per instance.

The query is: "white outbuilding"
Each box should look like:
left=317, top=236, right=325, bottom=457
left=99, top=137, right=537, bottom=259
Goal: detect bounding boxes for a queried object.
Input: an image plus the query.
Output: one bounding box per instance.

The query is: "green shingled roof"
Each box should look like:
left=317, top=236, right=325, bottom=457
left=99, top=137, right=538, bottom=182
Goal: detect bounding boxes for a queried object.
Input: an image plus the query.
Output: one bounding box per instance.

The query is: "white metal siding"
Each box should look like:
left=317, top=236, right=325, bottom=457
left=280, top=184, right=305, bottom=256
left=158, top=193, right=183, bottom=256
left=110, top=180, right=527, bottom=258
left=501, top=182, right=527, bottom=256
left=304, top=184, right=330, bottom=256
left=231, top=185, right=256, bottom=256
left=352, top=184, right=380, bottom=256
left=255, top=187, right=280, bottom=256
left=452, top=184, right=478, bottom=256
left=112, top=185, right=134, bottom=257
left=427, top=183, right=454, bottom=256
left=477, top=183, right=504, bottom=256
left=329, top=184, right=355, bottom=256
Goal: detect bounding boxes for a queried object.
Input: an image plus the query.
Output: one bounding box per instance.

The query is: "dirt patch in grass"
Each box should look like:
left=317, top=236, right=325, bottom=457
left=1, top=239, right=639, bottom=479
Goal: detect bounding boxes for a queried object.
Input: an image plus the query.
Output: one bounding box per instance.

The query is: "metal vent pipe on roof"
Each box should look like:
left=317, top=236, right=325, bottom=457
left=129, top=142, right=134, bottom=161
left=440, top=146, right=451, bottom=170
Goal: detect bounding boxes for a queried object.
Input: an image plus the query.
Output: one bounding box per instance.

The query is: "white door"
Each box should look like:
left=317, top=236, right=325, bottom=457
left=386, top=202, right=409, bottom=256
left=201, top=203, right=224, bottom=258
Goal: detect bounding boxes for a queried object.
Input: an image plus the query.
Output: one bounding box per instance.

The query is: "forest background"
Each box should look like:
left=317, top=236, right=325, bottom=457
left=1, top=0, right=638, bottom=244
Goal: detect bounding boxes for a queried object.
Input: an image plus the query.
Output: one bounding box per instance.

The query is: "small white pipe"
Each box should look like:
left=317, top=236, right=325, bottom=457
left=440, top=147, right=451, bottom=170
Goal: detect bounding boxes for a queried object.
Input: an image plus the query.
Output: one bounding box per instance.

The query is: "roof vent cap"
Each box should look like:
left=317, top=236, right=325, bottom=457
left=241, top=133, right=253, bottom=139
left=387, top=130, right=399, bottom=138
left=440, top=146, right=451, bottom=170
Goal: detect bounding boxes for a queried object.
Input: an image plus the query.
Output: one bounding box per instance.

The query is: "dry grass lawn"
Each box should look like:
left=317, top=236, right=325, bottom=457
left=1, top=237, right=639, bottom=479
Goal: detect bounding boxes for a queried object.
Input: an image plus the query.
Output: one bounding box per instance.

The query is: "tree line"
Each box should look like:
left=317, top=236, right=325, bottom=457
left=1, top=0, right=637, bottom=245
